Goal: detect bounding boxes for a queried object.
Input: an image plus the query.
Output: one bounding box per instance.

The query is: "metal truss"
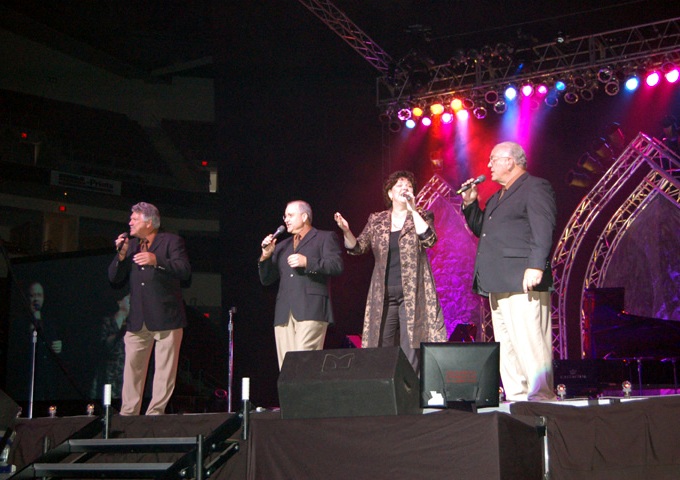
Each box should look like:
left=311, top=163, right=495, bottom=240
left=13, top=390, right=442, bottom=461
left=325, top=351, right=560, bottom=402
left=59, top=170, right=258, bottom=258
left=296, top=0, right=393, bottom=74
left=377, top=16, right=680, bottom=107
left=551, top=133, right=680, bottom=359
left=579, top=147, right=680, bottom=357
left=416, top=175, right=493, bottom=342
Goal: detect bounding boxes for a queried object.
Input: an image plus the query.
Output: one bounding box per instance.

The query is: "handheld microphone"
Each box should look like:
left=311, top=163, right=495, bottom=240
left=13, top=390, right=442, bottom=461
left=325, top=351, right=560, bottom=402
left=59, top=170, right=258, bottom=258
left=271, top=225, right=286, bottom=239
left=116, top=232, right=129, bottom=252
left=456, top=175, right=486, bottom=195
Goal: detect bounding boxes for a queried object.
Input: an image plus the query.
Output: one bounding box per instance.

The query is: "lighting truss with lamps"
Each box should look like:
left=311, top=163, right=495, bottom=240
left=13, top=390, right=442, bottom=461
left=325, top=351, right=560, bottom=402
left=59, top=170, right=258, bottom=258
left=376, top=17, right=680, bottom=114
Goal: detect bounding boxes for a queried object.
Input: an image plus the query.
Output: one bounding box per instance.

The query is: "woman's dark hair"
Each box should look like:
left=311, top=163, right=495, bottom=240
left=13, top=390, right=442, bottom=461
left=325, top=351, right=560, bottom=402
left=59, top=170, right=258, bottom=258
left=382, top=170, right=417, bottom=207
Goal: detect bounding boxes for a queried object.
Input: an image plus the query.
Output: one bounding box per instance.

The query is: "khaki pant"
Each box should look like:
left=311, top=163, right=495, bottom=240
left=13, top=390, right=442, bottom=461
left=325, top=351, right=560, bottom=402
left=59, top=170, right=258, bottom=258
left=275, top=312, right=328, bottom=370
left=120, top=324, right=183, bottom=415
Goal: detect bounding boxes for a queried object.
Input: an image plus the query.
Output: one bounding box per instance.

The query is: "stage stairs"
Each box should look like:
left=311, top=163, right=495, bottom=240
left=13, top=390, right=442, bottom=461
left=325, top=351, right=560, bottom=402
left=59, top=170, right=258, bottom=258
left=9, top=413, right=242, bottom=479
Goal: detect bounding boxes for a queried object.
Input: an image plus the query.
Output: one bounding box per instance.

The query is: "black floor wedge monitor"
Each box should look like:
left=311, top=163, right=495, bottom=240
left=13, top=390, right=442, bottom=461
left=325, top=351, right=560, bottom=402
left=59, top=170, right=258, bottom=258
left=420, top=342, right=500, bottom=412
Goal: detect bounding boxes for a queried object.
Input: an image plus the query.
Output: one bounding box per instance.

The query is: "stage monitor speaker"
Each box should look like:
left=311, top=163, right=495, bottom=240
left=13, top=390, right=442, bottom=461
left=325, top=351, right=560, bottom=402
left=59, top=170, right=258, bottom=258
left=0, top=389, right=21, bottom=429
left=277, top=347, right=421, bottom=419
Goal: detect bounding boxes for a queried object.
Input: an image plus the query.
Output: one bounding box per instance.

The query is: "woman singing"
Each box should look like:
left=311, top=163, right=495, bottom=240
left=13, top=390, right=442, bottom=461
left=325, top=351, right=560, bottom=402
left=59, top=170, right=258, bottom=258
left=334, top=170, right=446, bottom=372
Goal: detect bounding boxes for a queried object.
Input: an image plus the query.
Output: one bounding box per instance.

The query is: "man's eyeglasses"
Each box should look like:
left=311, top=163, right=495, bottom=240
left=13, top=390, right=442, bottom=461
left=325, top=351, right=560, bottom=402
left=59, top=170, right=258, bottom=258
left=488, top=156, right=511, bottom=164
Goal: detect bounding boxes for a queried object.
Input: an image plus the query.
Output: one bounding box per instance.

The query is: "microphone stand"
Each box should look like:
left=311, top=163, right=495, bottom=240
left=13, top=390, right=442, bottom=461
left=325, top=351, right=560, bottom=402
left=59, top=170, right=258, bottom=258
left=28, top=329, right=37, bottom=419
left=227, top=306, right=237, bottom=413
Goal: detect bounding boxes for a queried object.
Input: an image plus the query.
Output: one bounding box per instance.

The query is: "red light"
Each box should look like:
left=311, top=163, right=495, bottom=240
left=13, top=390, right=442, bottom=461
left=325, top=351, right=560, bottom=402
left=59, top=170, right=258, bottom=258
left=645, top=71, right=660, bottom=87
left=665, top=68, right=679, bottom=84
left=20, top=132, right=28, bottom=139
left=201, top=160, right=208, bottom=167
left=58, top=205, right=67, bottom=212
left=203, top=312, right=210, bottom=319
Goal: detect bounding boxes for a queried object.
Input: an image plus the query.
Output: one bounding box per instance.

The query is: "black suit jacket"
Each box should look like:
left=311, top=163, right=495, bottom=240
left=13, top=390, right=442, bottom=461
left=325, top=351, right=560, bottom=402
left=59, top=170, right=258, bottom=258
left=258, top=227, right=343, bottom=326
left=463, top=172, right=556, bottom=295
left=108, top=231, right=192, bottom=332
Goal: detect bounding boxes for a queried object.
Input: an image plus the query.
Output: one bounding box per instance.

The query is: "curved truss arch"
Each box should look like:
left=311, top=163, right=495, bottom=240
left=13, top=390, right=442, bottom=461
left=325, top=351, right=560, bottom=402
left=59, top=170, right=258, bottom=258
left=552, top=133, right=680, bottom=359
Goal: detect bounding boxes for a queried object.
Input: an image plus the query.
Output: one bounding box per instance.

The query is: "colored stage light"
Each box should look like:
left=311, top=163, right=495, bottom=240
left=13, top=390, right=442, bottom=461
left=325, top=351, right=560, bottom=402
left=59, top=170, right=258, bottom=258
left=665, top=67, right=679, bottom=83
left=504, top=86, right=517, bottom=101
left=645, top=71, right=660, bottom=87
left=397, top=108, right=412, bottom=121
left=421, top=116, right=432, bottom=126
left=536, top=84, right=549, bottom=96
left=624, top=76, right=639, bottom=91
left=412, top=106, right=424, bottom=117
left=450, top=98, right=463, bottom=111
left=405, top=119, right=416, bottom=129
left=441, top=112, right=454, bottom=124
left=521, top=83, right=534, bottom=97
left=473, top=106, right=487, bottom=119
left=430, top=102, right=445, bottom=115
left=456, top=109, right=469, bottom=121
left=555, top=80, right=567, bottom=91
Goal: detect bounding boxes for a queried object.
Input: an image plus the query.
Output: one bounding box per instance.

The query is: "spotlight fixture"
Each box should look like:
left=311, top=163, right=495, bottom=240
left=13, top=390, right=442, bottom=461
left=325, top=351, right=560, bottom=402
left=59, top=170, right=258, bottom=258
left=421, top=116, right=432, bottom=127
left=504, top=85, right=517, bottom=101
left=597, top=67, right=614, bottom=83
left=456, top=109, right=469, bottom=121
left=577, top=153, right=603, bottom=173
left=662, top=62, right=679, bottom=83
left=493, top=100, right=507, bottom=114
left=430, top=101, right=445, bottom=115
left=555, top=80, right=567, bottom=91
left=536, top=83, right=549, bottom=96
left=520, top=82, right=534, bottom=97
left=397, top=108, right=412, bottom=121
left=545, top=94, right=559, bottom=108
left=473, top=105, right=487, bottom=119
left=412, top=106, right=424, bottom=117
left=389, top=119, right=402, bottom=133
left=645, top=71, right=661, bottom=87
left=624, top=75, right=639, bottom=91
left=580, top=86, right=596, bottom=101
left=405, top=119, right=416, bottom=129
left=484, top=90, right=499, bottom=105
left=462, top=96, right=475, bottom=110
left=572, top=74, right=588, bottom=89
left=564, top=88, right=579, bottom=104
left=605, top=122, right=626, bottom=151
left=450, top=98, right=463, bottom=111
left=592, top=137, right=614, bottom=161
left=441, top=112, right=454, bottom=124
left=566, top=170, right=592, bottom=188
left=604, top=80, right=620, bottom=96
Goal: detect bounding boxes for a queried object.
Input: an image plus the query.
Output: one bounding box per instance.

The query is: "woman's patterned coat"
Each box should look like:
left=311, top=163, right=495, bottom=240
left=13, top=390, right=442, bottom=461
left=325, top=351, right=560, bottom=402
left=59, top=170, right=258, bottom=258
left=349, top=208, right=447, bottom=349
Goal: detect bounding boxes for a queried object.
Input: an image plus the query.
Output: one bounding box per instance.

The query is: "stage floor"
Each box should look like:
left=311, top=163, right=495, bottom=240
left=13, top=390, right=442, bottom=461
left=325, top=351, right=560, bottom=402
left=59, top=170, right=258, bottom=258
left=6, top=394, right=680, bottom=480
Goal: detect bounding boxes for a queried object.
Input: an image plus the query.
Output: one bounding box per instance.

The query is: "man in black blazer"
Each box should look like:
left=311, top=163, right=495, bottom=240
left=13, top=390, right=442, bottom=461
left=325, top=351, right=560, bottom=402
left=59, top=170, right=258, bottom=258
left=461, top=142, right=557, bottom=402
left=109, top=202, right=191, bottom=414
left=259, top=200, right=344, bottom=369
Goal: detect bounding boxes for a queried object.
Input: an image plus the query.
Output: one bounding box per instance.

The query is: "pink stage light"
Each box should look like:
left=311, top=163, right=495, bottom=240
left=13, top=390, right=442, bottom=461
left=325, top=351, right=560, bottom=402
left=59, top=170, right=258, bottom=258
left=441, top=112, right=454, bottom=124
left=421, top=116, right=432, bottom=126
left=456, top=109, right=469, bottom=121
left=536, top=84, right=549, bottom=96
left=521, top=84, right=534, bottom=97
left=665, top=68, right=679, bottom=83
left=645, top=71, right=660, bottom=87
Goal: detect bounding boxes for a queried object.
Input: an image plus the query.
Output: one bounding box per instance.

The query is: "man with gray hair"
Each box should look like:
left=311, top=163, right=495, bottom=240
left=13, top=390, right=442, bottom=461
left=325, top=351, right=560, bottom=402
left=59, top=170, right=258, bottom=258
left=109, top=202, right=191, bottom=415
left=259, top=200, right=344, bottom=369
left=460, top=142, right=557, bottom=402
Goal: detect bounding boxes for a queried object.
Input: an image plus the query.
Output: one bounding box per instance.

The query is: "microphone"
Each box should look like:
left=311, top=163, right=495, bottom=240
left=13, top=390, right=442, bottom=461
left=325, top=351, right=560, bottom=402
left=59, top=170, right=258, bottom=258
left=261, top=225, right=286, bottom=249
left=456, top=175, right=486, bottom=195
left=116, top=232, right=129, bottom=252
left=271, top=225, right=286, bottom=240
